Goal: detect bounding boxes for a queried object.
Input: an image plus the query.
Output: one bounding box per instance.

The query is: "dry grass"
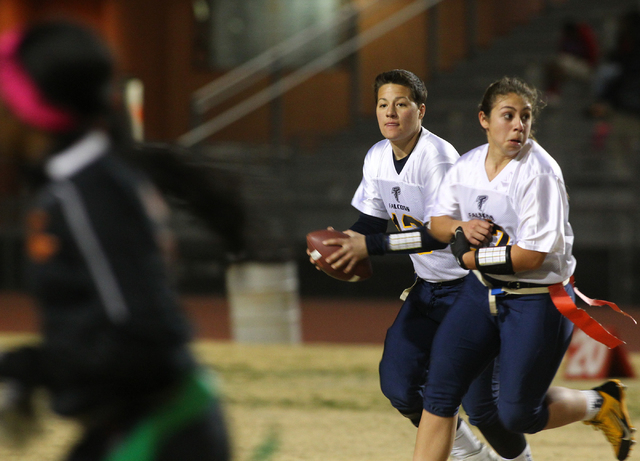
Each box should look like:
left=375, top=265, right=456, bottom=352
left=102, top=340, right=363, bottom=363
left=0, top=335, right=638, bottom=460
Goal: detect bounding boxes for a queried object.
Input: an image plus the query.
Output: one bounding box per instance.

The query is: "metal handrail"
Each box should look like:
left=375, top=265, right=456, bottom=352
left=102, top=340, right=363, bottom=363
left=191, top=0, right=382, bottom=115
left=179, top=0, right=444, bottom=147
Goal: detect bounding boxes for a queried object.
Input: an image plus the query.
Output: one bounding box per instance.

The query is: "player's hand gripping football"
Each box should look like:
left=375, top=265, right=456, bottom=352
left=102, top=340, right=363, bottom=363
left=323, top=229, right=368, bottom=274
left=307, top=227, right=368, bottom=274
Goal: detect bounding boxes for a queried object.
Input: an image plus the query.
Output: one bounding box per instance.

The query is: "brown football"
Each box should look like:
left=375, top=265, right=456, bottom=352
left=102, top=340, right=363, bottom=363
left=306, top=229, right=373, bottom=282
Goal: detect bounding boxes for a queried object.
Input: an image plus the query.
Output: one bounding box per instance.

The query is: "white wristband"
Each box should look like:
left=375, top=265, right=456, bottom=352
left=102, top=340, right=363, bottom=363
left=387, top=231, right=422, bottom=252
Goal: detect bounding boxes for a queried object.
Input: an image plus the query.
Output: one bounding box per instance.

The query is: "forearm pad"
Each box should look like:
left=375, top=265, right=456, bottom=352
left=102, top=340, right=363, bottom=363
left=475, top=246, right=515, bottom=275
left=383, top=226, right=447, bottom=254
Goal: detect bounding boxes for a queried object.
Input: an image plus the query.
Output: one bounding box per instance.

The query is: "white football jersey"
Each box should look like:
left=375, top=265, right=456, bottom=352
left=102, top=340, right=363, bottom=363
left=432, top=139, right=576, bottom=285
left=351, top=127, right=468, bottom=282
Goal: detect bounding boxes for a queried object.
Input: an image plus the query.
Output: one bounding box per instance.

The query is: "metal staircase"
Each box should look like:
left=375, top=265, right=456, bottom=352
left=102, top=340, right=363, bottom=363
left=288, top=0, right=640, bottom=301
left=178, top=0, right=640, bottom=301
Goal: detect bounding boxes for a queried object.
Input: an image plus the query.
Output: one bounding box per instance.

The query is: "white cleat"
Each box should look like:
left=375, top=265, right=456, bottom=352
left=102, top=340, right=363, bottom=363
left=451, top=444, right=501, bottom=461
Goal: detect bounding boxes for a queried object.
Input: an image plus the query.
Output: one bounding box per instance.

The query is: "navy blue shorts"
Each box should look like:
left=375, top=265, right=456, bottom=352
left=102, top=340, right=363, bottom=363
left=424, top=274, right=574, bottom=434
left=379, top=274, right=499, bottom=426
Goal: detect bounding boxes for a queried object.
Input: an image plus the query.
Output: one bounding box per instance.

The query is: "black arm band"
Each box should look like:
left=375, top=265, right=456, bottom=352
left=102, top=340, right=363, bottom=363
left=475, top=246, right=515, bottom=275
left=383, top=226, right=447, bottom=254
left=365, top=233, right=386, bottom=255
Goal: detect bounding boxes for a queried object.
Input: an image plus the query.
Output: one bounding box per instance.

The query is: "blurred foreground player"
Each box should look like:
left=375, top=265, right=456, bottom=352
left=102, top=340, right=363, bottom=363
left=0, top=20, right=230, bottom=461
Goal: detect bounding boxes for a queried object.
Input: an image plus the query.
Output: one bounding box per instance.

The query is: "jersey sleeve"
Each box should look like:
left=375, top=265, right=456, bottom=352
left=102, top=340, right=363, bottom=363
left=349, top=212, right=388, bottom=235
left=430, top=164, right=461, bottom=220
left=420, top=159, right=454, bottom=222
left=351, top=148, right=389, bottom=220
left=515, top=174, right=569, bottom=253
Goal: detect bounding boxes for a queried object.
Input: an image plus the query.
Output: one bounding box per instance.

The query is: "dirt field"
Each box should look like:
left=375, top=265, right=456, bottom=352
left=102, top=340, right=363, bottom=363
left=0, top=336, right=637, bottom=461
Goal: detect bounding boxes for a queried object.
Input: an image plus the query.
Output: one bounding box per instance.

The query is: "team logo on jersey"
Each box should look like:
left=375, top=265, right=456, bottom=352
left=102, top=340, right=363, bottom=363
left=391, top=186, right=401, bottom=202
left=476, top=195, right=488, bottom=212
left=468, top=195, right=493, bottom=221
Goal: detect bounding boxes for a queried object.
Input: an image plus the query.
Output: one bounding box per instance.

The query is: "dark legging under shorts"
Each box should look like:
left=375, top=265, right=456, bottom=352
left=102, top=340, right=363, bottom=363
left=424, top=274, right=574, bottom=434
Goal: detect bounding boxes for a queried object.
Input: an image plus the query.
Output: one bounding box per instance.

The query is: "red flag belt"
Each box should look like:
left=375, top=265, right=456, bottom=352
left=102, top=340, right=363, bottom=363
left=549, top=276, right=637, bottom=349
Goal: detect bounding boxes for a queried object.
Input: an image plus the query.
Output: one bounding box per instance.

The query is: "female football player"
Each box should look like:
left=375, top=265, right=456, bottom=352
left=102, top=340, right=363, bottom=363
left=413, top=76, right=635, bottom=461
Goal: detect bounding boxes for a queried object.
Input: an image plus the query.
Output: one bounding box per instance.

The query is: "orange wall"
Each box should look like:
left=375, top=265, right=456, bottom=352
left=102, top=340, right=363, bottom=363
left=437, top=0, right=468, bottom=71
left=0, top=0, right=545, bottom=144
left=0, top=2, right=26, bottom=30
left=475, top=0, right=547, bottom=42
left=358, top=0, right=430, bottom=116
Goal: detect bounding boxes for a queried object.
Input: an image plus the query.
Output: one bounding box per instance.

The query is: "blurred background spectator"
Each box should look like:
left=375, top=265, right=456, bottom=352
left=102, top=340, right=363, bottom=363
left=544, top=19, right=599, bottom=105
left=588, top=7, right=640, bottom=174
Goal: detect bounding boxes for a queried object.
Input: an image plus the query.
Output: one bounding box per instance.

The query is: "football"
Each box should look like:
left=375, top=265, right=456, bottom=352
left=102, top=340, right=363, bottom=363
left=306, top=229, right=373, bottom=282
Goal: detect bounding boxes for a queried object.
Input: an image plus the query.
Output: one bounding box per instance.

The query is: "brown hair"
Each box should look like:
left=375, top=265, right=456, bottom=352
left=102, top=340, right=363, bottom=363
left=478, top=76, right=545, bottom=120
left=373, top=69, right=427, bottom=106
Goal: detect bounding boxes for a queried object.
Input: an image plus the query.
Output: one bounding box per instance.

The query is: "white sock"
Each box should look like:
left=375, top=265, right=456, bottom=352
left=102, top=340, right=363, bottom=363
left=451, top=419, right=483, bottom=459
left=502, top=443, right=533, bottom=461
left=581, top=390, right=603, bottom=420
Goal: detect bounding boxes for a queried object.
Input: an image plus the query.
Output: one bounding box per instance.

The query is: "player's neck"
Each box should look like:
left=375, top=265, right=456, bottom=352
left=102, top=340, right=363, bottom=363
left=391, top=128, right=421, bottom=161
left=485, top=146, right=515, bottom=181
